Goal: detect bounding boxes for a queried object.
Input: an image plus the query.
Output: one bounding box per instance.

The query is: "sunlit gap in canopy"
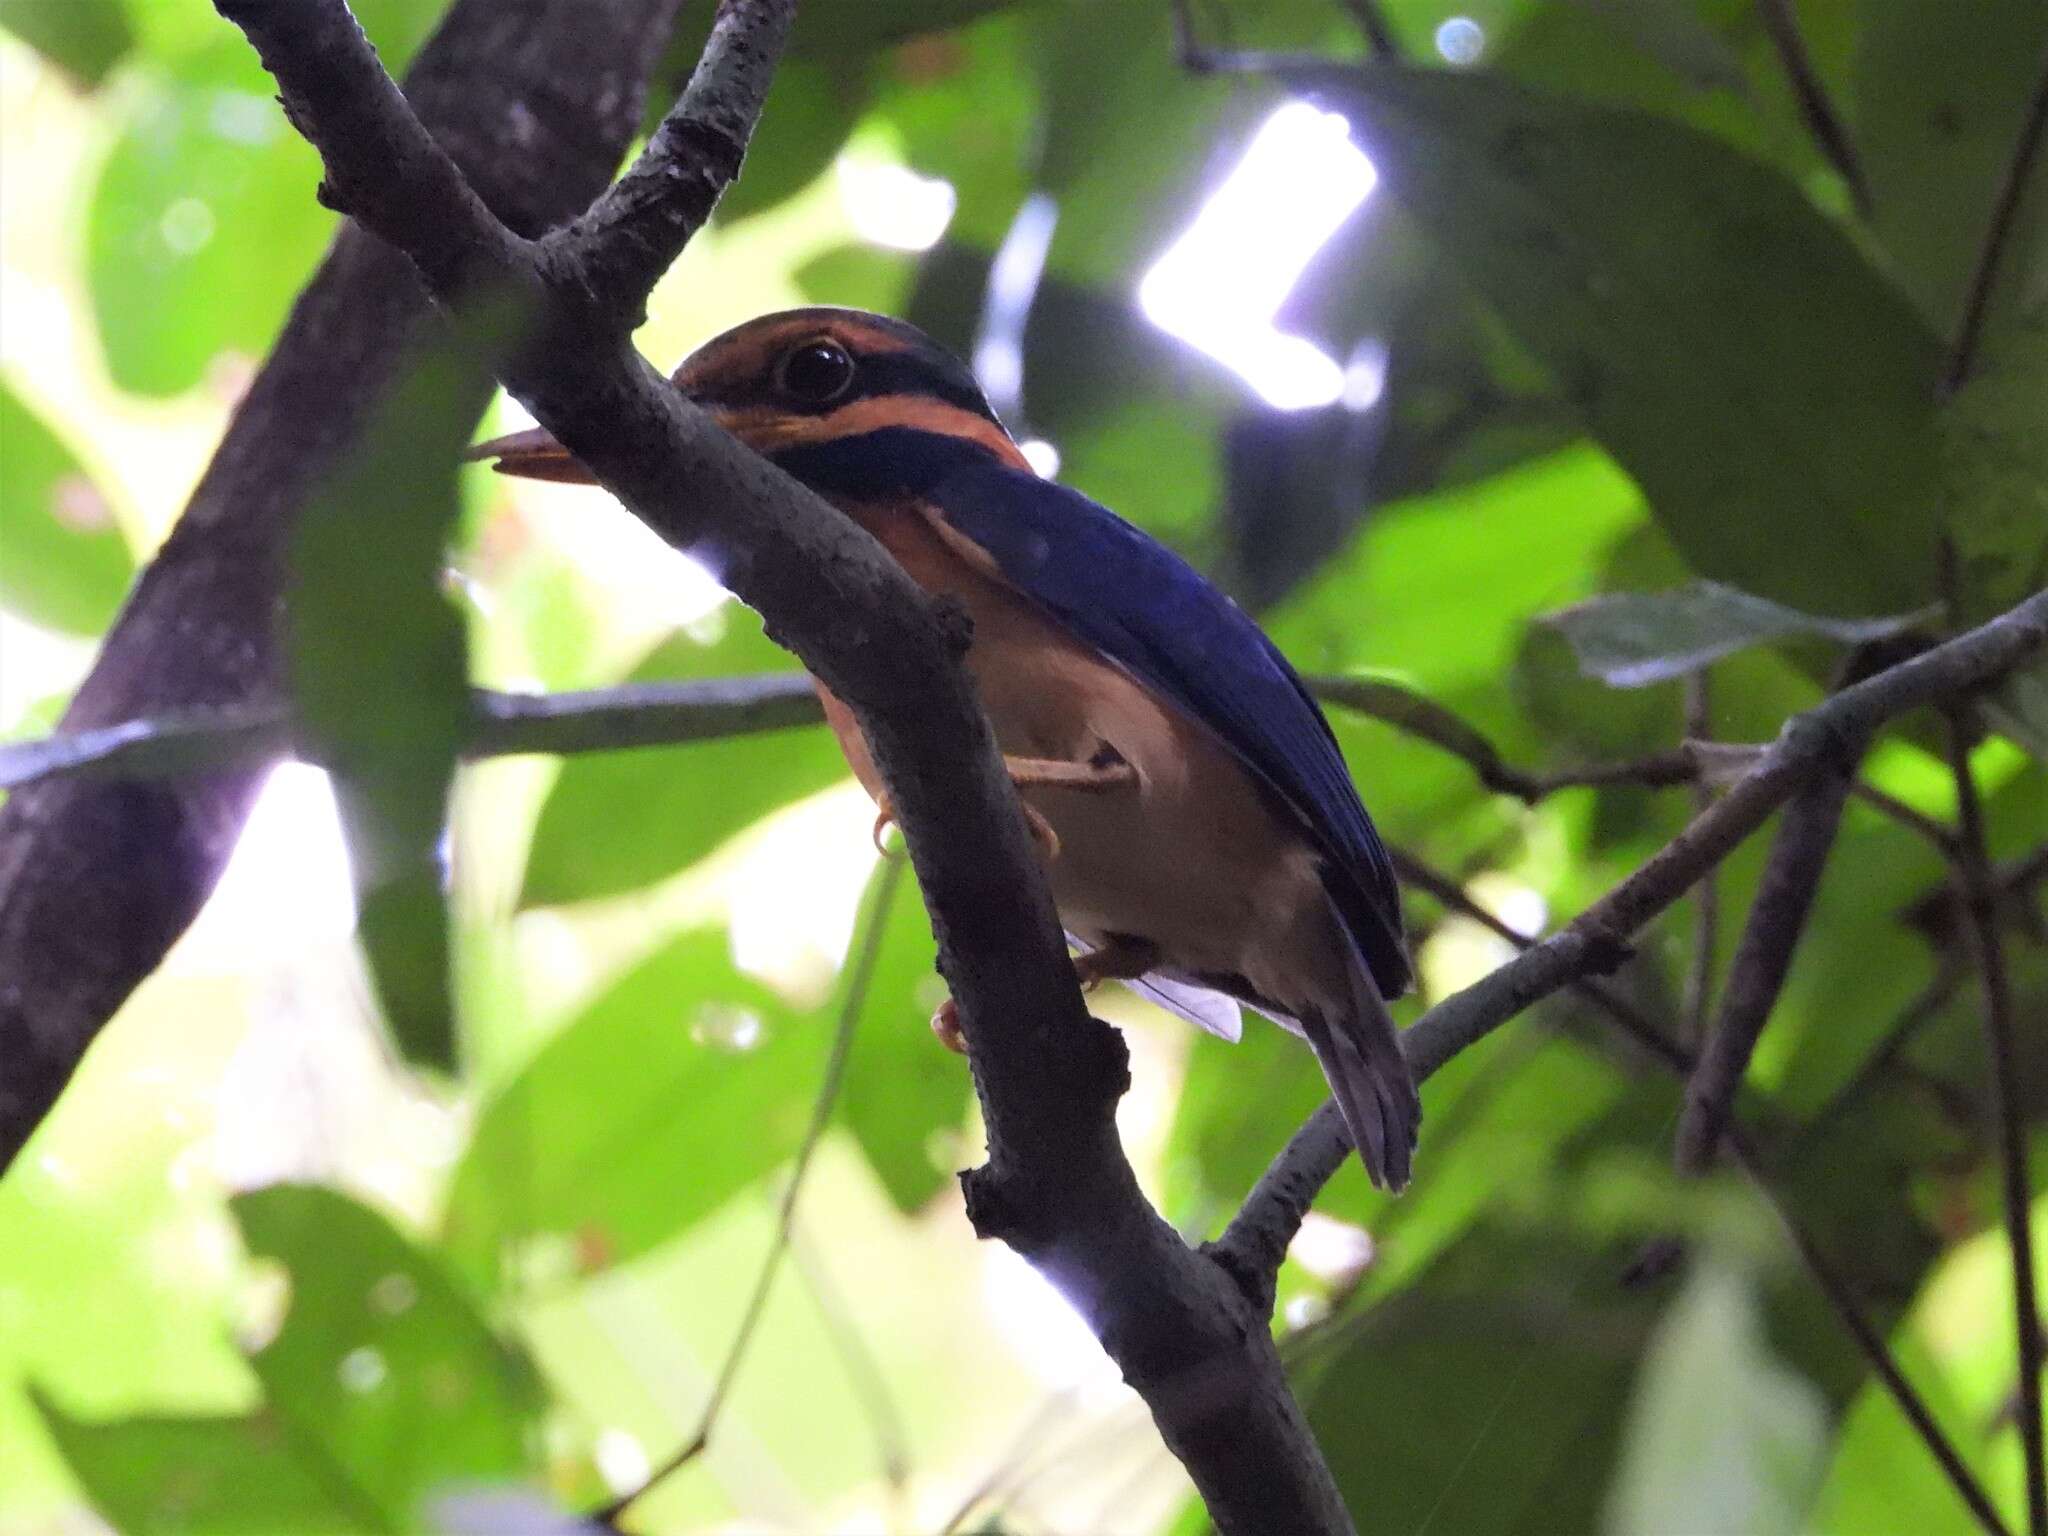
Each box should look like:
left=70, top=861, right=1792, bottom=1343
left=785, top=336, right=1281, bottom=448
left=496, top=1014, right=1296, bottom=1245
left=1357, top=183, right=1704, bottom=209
left=1137, top=100, right=1376, bottom=411
left=973, top=193, right=1065, bottom=476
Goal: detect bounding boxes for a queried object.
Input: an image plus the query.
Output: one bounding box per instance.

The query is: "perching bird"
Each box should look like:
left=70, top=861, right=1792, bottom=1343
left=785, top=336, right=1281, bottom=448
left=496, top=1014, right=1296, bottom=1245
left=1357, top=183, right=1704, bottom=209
left=471, top=308, right=1421, bottom=1188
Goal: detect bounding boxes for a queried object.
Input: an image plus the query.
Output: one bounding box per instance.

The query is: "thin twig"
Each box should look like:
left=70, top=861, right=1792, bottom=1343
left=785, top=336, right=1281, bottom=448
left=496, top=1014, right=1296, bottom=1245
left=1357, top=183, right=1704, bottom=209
left=1942, top=37, right=2048, bottom=397
left=0, top=675, right=823, bottom=792
left=596, top=856, right=907, bottom=1526
left=1683, top=672, right=1719, bottom=1045
left=1337, top=0, right=1399, bottom=61
left=1850, top=780, right=1964, bottom=863
left=1215, top=587, right=2048, bottom=1286
left=1676, top=757, right=1859, bottom=1173
left=1754, top=0, right=1874, bottom=218
left=1727, top=1131, right=2017, bottom=1536
left=1789, top=963, right=1967, bottom=1153
left=789, top=1230, right=914, bottom=1498
left=1945, top=714, right=2046, bottom=1535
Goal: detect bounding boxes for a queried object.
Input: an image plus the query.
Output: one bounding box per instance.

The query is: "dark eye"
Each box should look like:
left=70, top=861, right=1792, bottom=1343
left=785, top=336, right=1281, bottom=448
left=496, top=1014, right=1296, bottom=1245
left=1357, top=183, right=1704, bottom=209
left=775, top=340, right=856, bottom=406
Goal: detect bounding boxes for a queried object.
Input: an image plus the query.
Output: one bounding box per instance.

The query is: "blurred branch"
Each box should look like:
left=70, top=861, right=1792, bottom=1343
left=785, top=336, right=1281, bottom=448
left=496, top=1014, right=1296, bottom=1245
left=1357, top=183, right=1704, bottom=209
left=1675, top=755, right=1859, bottom=1173
left=1216, top=588, right=2048, bottom=1286
left=1945, top=713, right=2046, bottom=1535
left=0, top=0, right=683, bottom=1176
left=1941, top=36, right=2048, bottom=397
left=1683, top=672, right=1719, bottom=1044
left=1753, top=0, right=1874, bottom=218
left=1337, top=0, right=1399, bottom=61
left=0, top=676, right=823, bottom=793
left=219, top=5, right=1359, bottom=1531
left=1790, top=962, right=1967, bottom=1151
left=598, top=857, right=903, bottom=1528
left=788, top=1231, right=914, bottom=1501
left=1291, top=854, right=2017, bottom=1536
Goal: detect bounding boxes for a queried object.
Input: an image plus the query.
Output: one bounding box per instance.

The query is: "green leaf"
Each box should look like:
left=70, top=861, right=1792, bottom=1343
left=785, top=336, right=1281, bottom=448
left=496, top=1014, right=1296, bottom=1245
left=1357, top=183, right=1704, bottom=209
left=1317, top=65, right=1947, bottom=616
left=1540, top=580, right=1928, bottom=688
left=840, top=864, right=968, bottom=1212
left=1942, top=311, right=2048, bottom=623
left=440, top=927, right=832, bottom=1289
left=33, top=1399, right=381, bottom=1535
left=289, top=342, right=486, bottom=1071
left=1603, top=1258, right=1829, bottom=1533
left=0, top=0, right=133, bottom=86
left=0, top=383, right=134, bottom=635
left=1854, top=0, right=2048, bottom=336
left=87, top=37, right=333, bottom=396
left=518, top=606, right=841, bottom=908
left=230, top=1185, right=544, bottom=1528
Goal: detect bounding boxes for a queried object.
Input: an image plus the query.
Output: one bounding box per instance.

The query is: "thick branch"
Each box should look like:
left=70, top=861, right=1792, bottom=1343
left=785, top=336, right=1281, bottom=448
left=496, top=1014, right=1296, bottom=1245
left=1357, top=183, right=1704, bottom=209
left=1675, top=758, right=1858, bottom=1173
left=0, top=0, right=681, bottom=1174
left=221, top=6, right=1353, bottom=1530
left=1219, top=588, right=2048, bottom=1281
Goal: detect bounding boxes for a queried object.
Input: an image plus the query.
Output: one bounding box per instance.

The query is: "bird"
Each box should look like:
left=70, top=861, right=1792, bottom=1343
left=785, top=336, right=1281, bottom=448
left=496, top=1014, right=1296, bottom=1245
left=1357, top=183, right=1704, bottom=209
left=470, top=307, right=1421, bottom=1189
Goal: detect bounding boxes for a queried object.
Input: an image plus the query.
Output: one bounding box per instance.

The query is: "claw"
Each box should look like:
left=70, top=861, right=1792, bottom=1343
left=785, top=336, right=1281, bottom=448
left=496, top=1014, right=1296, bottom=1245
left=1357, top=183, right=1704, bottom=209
left=872, top=804, right=897, bottom=857
left=930, top=997, right=967, bottom=1054
left=1020, top=802, right=1060, bottom=861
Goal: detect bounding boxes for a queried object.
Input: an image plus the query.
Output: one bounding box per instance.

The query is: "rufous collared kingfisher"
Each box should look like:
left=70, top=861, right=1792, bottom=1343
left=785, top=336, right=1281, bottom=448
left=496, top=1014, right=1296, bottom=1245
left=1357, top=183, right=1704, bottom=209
left=472, top=307, right=1421, bottom=1189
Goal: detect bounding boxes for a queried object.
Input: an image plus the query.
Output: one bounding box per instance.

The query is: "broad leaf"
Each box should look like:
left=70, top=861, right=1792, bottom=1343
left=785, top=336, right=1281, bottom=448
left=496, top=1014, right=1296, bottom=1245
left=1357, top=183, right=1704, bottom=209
left=441, top=927, right=833, bottom=1289
left=1312, top=64, right=1946, bottom=617
left=519, top=607, right=841, bottom=908
left=0, top=0, right=133, bottom=86
left=232, top=1184, right=545, bottom=1528
left=1604, top=1259, right=1829, bottom=1533
left=1540, top=580, right=1927, bottom=688
left=34, top=1399, right=380, bottom=1535
left=0, top=383, right=134, bottom=635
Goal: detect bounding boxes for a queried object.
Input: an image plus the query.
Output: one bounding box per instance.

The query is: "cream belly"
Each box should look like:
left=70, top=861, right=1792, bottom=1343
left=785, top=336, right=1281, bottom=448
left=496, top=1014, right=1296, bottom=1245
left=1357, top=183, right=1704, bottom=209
left=813, top=504, right=1353, bottom=1022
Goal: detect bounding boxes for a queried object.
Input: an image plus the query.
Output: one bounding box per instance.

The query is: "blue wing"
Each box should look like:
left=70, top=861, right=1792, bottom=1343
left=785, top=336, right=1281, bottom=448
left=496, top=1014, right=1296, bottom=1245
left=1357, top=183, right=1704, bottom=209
left=771, top=428, right=1409, bottom=997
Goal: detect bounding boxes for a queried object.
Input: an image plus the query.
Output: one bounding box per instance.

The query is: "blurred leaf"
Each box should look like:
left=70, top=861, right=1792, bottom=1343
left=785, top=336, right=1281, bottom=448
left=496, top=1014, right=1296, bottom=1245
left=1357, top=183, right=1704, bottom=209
left=290, top=345, right=483, bottom=1070
left=1942, top=312, right=2048, bottom=623
left=0, top=382, right=134, bottom=634
left=1603, top=1258, right=1828, bottom=1533
left=1323, top=66, right=1946, bottom=616
left=1303, top=1224, right=1662, bottom=1536
left=1854, top=0, right=2048, bottom=335
left=34, top=1399, right=378, bottom=1535
left=1987, top=659, right=2048, bottom=763
left=441, top=927, right=831, bottom=1289
left=0, top=0, right=133, bottom=86
left=792, top=0, right=1037, bottom=56
left=231, top=1184, right=544, bottom=1527
left=519, top=607, right=841, bottom=908
left=796, top=244, right=918, bottom=314
left=87, top=0, right=439, bottom=397
left=840, top=863, right=968, bottom=1212
left=1540, top=581, right=1928, bottom=688
left=708, top=59, right=873, bottom=222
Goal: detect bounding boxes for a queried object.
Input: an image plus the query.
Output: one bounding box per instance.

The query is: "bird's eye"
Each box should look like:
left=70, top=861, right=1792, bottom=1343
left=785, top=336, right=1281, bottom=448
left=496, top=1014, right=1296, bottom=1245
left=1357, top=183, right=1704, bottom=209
left=775, top=340, right=856, bottom=406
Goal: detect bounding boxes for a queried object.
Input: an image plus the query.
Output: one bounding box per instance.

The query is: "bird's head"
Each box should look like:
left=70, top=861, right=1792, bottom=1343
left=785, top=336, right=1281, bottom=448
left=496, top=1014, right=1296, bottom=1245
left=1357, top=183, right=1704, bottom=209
left=469, top=307, right=1028, bottom=485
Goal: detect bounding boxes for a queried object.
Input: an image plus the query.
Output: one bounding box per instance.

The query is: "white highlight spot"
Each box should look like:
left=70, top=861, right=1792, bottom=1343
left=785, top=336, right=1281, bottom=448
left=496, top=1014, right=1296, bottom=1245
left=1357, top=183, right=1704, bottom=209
left=1018, top=438, right=1061, bottom=477
left=1435, top=16, right=1485, bottom=64
left=160, top=198, right=216, bottom=256
left=1138, top=102, right=1375, bottom=410
left=1289, top=1212, right=1377, bottom=1281
left=836, top=157, right=957, bottom=252
left=338, top=1346, right=388, bottom=1393
left=983, top=1245, right=1106, bottom=1391
left=594, top=1428, right=650, bottom=1494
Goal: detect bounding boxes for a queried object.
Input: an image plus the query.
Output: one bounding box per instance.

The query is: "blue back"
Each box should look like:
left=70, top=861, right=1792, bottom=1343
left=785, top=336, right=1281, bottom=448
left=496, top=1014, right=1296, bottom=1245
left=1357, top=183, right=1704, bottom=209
left=772, top=427, right=1409, bottom=997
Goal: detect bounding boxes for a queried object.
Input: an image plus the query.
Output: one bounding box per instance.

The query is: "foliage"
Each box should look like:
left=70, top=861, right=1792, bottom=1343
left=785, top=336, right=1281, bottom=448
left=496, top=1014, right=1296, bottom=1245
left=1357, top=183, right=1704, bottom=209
left=1, top=0, right=2043, bottom=1532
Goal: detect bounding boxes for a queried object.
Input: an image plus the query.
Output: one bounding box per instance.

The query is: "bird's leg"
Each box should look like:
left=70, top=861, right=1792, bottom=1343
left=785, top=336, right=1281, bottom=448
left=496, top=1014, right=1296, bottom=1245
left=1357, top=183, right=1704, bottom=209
left=929, top=935, right=1160, bottom=1055
left=871, top=747, right=1132, bottom=861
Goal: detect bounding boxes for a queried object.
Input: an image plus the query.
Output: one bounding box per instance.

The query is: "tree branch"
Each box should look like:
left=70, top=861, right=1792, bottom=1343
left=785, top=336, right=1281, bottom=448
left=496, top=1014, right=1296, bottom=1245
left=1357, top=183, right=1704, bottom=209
left=1754, top=0, right=1874, bottom=218
left=1675, top=755, right=1859, bottom=1173
left=1946, top=714, right=2046, bottom=1535
left=218, top=5, right=1356, bottom=1530
left=0, top=0, right=684, bottom=1174
left=0, top=676, right=822, bottom=794
left=1217, top=588, right=2048, bottom=1285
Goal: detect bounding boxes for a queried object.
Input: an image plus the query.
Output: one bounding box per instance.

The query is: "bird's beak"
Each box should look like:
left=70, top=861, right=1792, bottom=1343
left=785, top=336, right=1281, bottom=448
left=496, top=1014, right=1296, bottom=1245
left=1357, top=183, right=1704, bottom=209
left=464, top=425, right=595, bottom=484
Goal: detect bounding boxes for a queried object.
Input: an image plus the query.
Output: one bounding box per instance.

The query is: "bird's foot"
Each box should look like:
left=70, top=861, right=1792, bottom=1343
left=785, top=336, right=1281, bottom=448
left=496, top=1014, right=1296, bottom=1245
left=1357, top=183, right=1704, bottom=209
left=1072, top=935, right=1161, bottom=992
left=872, top=788, right=1060, bottom=861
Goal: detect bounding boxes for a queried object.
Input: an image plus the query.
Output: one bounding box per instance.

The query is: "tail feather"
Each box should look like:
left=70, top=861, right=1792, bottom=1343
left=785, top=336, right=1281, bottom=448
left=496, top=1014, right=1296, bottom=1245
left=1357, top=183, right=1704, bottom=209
left=1302, top=918, right=1421, bottom=1191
